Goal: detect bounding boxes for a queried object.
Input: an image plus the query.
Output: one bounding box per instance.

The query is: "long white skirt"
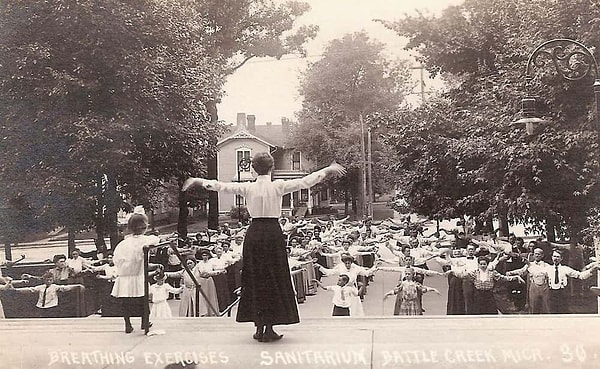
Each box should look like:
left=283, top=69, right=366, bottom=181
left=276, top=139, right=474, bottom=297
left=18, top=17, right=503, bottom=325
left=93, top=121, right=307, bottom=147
left=150, top=300, right=172, bottom=320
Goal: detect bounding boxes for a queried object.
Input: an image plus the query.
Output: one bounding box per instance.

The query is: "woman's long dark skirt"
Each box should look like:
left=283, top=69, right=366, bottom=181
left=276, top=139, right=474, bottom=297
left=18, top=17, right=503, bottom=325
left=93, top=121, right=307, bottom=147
left=236, top=218, right=300, bottom=326
left=446, top=274, right=465, bottom=315
left=474, top=289, right=498, bottom=314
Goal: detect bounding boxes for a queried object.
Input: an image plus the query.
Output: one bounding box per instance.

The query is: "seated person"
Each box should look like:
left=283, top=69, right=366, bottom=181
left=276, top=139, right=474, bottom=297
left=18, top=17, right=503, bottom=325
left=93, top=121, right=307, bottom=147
left=22, top=254, right=77, bottom=285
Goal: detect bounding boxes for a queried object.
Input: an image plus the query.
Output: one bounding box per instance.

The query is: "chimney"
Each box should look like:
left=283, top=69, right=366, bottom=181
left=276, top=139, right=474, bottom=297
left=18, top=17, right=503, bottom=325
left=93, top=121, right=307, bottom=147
left=247, top=114, right=256, bottom=132
left=236, top=113, right=246, bottom=129
left=281, top=117, right=289, bottom=133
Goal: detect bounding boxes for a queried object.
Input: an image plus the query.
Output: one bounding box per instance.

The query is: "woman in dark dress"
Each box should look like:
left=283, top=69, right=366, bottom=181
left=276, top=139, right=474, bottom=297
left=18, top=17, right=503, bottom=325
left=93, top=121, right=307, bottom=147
left=183, top=152, right=345, bottom=342
left=444, top=264, right=465, bottom=315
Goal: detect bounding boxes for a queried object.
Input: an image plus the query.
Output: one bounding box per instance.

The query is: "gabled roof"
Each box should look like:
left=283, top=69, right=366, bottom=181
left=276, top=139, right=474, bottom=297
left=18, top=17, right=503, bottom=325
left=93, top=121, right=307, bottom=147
left=217, top=123, right=291, bottom=148
left=253, top=125, right=288, bottom=148
left=217, top=125, right=276, bottom=148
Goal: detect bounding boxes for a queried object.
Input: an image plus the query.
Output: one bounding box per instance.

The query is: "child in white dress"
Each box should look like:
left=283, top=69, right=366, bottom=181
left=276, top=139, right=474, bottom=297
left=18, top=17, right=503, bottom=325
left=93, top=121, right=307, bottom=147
left=149, top=273, right=182, bottom=320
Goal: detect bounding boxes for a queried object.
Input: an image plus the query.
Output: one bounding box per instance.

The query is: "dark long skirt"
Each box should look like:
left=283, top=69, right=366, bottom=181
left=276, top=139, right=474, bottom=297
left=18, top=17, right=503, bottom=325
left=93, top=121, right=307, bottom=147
left=236, top=218, right=300, bottom=326
left=120, top=296, right=144, bottom=317
left=446, top=274, right=465, bottom=315
left=474, top=289, right=498, bottom=314
left=213, top=273, right=232, bottom=311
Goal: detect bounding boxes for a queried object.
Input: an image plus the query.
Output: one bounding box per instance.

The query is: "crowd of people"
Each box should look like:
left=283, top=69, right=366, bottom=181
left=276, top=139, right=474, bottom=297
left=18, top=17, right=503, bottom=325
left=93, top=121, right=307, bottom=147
left=269, top=213, right=600, bottom=317
left=0, top=212, right=598, bottom=323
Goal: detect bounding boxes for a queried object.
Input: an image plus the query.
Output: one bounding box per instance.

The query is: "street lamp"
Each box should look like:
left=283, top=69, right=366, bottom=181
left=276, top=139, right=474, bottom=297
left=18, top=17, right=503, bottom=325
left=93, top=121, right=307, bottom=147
left=515, top=39, right=600, bottom=134
left=513, top=96, right=546, bottom=135
left=518, top=39, right=600, bottom=311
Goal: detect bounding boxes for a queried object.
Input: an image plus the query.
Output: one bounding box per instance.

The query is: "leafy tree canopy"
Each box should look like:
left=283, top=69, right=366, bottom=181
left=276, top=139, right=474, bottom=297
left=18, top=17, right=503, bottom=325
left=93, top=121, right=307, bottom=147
left=378, top=0, right=600, bottom=239
left=291, top=31, right=410, bottom=206
left=0, top=0, right=226, bottom=239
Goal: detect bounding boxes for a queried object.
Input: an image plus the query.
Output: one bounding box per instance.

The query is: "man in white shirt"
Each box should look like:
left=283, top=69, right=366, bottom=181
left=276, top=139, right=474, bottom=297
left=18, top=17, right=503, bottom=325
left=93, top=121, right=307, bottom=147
left=12, top=272, right=82, bottom=318
left=546, top=250, right=597, bottom=313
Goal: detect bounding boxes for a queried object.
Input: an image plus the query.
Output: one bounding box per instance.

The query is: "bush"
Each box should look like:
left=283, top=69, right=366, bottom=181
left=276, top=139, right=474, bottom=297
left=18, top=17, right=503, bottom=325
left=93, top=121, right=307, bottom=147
left=229, top=206, right=250, bottom=222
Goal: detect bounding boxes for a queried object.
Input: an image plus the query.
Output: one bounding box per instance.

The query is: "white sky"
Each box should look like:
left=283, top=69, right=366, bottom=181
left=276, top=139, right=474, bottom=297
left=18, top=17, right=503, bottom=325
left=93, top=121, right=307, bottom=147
left=217, top=0, right=463, bottom=126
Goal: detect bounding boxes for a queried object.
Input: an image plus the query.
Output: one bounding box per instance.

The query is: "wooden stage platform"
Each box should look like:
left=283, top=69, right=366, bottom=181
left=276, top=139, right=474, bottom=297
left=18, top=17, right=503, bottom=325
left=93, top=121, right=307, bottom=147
left=0, top=315, right=599, bottom=369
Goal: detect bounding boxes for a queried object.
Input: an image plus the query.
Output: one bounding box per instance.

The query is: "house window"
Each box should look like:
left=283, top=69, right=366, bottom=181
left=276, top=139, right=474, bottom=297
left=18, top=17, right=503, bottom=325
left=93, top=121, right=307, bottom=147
left=235, top=194, right=246, bottom=207
left=282, top=193, right=291, bottom=207
left=320, top=190, right=328, bottom=201
left=301, top=189, right=309, bottom=202
left=292, top=151, right=301, bottom=170
left=237, top=149, right=251, bottom=172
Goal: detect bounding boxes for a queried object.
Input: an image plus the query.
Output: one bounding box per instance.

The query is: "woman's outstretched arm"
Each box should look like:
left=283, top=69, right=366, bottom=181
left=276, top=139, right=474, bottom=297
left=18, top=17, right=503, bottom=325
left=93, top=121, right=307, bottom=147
left=280, top=162, right=346, bottom=194
left=182, top=177, right=247, bottom=195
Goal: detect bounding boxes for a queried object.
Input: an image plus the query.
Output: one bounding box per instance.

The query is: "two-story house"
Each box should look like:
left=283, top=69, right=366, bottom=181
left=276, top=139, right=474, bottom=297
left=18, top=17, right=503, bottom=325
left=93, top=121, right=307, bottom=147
left=216, top=113, right=330, bottom=217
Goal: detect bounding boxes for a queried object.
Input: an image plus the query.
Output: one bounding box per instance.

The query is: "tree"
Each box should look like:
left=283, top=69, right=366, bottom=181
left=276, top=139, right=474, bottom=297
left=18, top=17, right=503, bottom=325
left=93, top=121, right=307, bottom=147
left=378, top=0, right=600, bottom=240
left=291, top=31, right=410, bottom=217
left=0, top=1, right=225, bottom=250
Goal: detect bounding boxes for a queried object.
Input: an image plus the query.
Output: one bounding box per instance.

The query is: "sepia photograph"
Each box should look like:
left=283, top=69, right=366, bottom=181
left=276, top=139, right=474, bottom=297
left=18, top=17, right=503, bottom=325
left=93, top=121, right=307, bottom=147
left=1, top=0, right=600, bottom=368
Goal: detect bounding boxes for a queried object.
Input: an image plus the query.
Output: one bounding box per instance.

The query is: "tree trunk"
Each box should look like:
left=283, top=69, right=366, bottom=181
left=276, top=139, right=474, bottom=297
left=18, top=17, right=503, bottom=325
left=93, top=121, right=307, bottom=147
left=148, top=210, right=155, bottom=231
left=207, top=99, right=219, bottom=230
left=545, top=218, right=556, bottom=242
left=473, top=218, right=484, bottom=235
left=177, top=189, right=189, bottom=238
left=95, top=175, right=107, bottom=254
left=485, top=215, right=494, bottom=234
left=4, top=242, right=12, bottom=261
left=67, top=228, right=76, bottom=256
left=357, top=166, right=365, bottom=219
left=344, top=188, right=349, bottom=215
left=106, top=174, right=119, bottom=249
left=498, top=212, right=509, bottom=238
left=207, top=154, right=219, bottom=229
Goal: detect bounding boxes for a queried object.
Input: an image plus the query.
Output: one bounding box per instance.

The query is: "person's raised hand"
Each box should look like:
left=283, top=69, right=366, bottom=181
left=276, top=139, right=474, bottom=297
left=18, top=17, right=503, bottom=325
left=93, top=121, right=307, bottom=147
left=182, top=178, right=201, bottom=191
left=328, top=162, right=347, bottom=177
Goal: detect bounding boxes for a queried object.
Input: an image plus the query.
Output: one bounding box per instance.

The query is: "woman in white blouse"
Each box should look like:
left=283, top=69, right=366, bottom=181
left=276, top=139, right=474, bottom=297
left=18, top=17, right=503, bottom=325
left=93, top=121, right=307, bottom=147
left=183, top=152, right=345, bottom=342
left=111, top=213, right=161, bottom=333
left=192, top=249, right=221, bottom=317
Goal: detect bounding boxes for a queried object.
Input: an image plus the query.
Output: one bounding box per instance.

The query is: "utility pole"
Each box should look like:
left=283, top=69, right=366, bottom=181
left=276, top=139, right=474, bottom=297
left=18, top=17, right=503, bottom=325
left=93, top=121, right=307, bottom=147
left=409, top=64, right=427, bottom=104
left=367, top=127, right=373, bottom=217
left=360, top=114, right=367, bottom=219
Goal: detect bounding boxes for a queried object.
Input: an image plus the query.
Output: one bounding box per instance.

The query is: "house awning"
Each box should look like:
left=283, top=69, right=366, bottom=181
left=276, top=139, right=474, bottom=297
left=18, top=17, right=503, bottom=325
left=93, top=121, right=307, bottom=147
left=272, top=170, right=308, bottom=180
